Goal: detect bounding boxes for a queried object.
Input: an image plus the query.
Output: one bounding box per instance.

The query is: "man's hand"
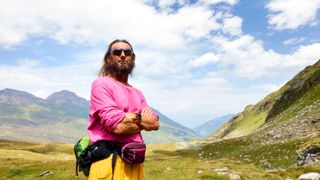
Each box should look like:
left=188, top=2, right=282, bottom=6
left=139, top=107, right=160, bottom=131
left=111, top=113, right=142, bottom=135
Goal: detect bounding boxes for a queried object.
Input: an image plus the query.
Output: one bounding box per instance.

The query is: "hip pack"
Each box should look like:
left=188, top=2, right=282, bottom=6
left=117, top=142, right=146, bottom=165
left=74, top=138, right=117, bottom=176
left=74, top=138, right=146, bottom=176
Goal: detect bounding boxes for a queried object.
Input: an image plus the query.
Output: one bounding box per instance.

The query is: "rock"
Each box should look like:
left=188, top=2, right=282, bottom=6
left=38, top=171, right=53, bottom=177
left=229, top=173, right=241, bottom=180
left=213, top=167, right=229, bottom=172
left=260, top=159, right=273, bottom=169
left=217, top=172, right=241, bottom=180
left=298, top=172, right=320, bottom=180
left=311, top=118, right=320, bottom=124
left=297, top=144, right=320, bottom=166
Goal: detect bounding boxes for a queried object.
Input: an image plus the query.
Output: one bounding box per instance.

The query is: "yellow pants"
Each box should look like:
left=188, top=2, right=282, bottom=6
left=88, top=154, right=144, bottom=180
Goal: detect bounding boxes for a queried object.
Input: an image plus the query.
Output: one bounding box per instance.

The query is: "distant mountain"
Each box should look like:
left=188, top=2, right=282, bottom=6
left=142, top=109, right=200, bottom=144
left=0, top=88, right=198, bottom=144
left=46, top=90, right=89, bottom=119
left=46, top=90, right=88, bottom=107
left=209, top=59, right=320, bottom=143
left=193, top=114, right=233, bottom=138
left=0, top=88, right=45, bottom=105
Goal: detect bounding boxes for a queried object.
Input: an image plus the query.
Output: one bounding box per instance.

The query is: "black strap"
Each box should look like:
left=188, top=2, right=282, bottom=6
left=74, top=143, right=79, bottom=176
left=111, top=150, right=117, bottom=180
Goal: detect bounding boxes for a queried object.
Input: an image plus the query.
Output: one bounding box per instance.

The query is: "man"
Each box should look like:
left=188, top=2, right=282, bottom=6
left=87, top=39, right=160, bottom=179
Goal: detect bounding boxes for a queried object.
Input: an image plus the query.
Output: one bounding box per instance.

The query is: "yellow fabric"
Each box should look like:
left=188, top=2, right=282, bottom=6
left=88, top=154, right=144, bottom=180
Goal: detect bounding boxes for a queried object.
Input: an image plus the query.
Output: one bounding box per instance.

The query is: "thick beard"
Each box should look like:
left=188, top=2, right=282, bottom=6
left=106, top=57, right=135, bottom=77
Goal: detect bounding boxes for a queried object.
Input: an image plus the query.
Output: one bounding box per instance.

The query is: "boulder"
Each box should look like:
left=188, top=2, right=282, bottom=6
left=298, top=172, right=320, bottom=180
left=297, top=144, right=320, bottom=166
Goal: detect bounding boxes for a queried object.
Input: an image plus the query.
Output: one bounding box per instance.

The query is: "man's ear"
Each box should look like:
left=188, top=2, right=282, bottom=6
left=106, top=55, right=112, bottom=62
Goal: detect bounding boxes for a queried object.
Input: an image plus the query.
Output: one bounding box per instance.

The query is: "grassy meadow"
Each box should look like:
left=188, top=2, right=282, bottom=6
left=0, top=137, right=319, bottom=180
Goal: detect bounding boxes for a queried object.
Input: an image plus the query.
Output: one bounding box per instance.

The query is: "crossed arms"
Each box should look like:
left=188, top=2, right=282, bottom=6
left=112, top=107, right=160, bottom=136
left=90, top=81, right=159, bottom=136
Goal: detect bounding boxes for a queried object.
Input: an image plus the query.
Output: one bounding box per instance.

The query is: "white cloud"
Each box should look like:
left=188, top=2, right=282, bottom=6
left=158, top=0, right=176, bottom=9
left=0, top=52, right=101, bottom=99
left=210, top=35, right=320, bottom=79
left=199, top=0, right=238, bottom=6
left=222, top=15, right=242, bottom=36
left=0, top=0, right=237, bottom=50
left=283, top=37, right=305, bottom=46
left=266, top=0, right=320, bottom=30
left=17, top=59, right=41, bottom=68
left=283, top=43, right=320, bottom=67
left=188, top=52, right=220, bottom=68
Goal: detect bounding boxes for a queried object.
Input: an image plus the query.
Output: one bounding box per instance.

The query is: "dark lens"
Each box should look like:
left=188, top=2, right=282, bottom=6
left=112, top=49, right=122, bottom=56
left=123, top=49, right=132, bottom=56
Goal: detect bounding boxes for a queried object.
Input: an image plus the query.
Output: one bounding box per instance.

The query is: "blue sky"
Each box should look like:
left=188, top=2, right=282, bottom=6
left=0, top=0, right=320, bottom=128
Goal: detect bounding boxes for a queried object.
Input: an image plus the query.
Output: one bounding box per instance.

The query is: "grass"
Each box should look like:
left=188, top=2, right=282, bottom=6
left=269, top=83, right=320, bottom=125
left=223, top=110, right=267, bottom=139
left=0, top=136, right=319, bottom=180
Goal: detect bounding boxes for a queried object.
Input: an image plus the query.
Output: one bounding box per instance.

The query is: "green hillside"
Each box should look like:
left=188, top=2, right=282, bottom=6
left=209, top=59, right=320, bottom=141
left=1, top=136, right=319, bottom=179
left=0, top=89, right=199, bottom=144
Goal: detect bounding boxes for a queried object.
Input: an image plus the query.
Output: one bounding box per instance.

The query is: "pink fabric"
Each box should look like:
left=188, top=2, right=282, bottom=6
left=87, top=76, right=157, bottom=144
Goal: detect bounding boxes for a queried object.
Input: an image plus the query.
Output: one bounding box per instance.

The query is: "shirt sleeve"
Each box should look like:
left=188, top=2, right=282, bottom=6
left=90, top=81, right=125, bottom=131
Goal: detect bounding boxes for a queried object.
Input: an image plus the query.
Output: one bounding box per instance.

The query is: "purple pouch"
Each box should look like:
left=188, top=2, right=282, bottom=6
left=120, top=142, right=146, bottom=164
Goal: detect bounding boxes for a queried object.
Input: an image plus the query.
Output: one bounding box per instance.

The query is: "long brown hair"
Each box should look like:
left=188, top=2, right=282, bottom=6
left=99, top=39, right=135, bottom=77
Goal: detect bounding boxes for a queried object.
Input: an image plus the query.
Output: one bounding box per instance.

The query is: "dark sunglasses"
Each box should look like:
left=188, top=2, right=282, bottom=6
left=111, top=48, right=133, bottom=56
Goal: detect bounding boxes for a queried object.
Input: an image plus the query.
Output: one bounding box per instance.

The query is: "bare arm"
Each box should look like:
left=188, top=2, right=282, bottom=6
left=111, top=113, right=142, bottom=136
left=138, top=107, right=160, bottom=131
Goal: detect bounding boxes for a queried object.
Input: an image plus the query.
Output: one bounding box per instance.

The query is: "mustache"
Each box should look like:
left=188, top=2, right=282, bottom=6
left=105, top=58, right=135, bottom=76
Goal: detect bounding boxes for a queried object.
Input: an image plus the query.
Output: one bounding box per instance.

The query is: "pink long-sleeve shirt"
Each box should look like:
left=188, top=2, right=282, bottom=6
left=87, top=76, right=156, bottom=144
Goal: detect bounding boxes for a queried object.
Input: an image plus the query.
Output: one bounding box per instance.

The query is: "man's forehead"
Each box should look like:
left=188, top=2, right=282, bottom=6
left=111, top=42, right=131, bottom=49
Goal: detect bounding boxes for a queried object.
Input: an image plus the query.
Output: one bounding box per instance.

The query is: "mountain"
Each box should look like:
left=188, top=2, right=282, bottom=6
left=0, top=88, right=198, bottom=144
left=142, top=109, right=200, bottom=144
left=46, top=90, right=88, bottom=107
left=0, top=88, right=45, bottom=105
left=46, top=90, right=89, bottom=119
left=193, top=114, right=233, bottom=138
left=208, top=59, right=320, bottom=143
left=0, top=89, right=89, bottom=143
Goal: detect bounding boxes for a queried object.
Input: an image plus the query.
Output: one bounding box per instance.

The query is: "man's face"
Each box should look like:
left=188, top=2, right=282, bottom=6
left=108, top=42, right=135, bottom=76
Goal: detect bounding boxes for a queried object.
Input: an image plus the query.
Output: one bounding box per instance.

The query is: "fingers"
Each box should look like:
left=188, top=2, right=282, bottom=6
left=142, top=107, right=153, bottom=116
left=124, top=113, right=137, bottom=123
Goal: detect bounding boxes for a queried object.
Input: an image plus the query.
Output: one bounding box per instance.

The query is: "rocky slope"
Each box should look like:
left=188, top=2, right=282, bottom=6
left=209, top=59, right=320, bottom=142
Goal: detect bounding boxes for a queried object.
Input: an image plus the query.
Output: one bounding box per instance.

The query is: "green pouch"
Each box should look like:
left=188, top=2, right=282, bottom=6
left=74, top=136, right=90, bottom=176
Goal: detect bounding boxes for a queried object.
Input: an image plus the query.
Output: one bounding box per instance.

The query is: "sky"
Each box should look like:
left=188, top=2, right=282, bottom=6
left=0, top=0, right=320, bottom=128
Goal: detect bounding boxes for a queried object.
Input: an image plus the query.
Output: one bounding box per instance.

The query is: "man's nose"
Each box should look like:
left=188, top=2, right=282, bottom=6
left=120, top=50, right=126, bottom=57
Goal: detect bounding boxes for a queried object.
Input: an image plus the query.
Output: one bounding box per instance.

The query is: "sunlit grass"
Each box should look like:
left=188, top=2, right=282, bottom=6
left=0, top=137, right=319, bottom=179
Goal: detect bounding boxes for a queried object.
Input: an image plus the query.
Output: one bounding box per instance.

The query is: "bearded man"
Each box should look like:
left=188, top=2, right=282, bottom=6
left=87, top=39, right=160, bottom=179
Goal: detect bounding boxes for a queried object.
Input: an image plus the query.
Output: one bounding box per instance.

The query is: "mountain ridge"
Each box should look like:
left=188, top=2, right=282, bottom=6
left=0, top=88, right=199, bottom=144
left=0, top=88, right=46, bottom=105
left=194, top=114, right=233, bottom=138
left=46, top=90, right=89, bottom=107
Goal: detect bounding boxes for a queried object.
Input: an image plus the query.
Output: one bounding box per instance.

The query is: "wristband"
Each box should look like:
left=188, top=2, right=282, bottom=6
left=136, top=113, right=143, bottom=129
left=136, top=113, right=142, bottom=122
